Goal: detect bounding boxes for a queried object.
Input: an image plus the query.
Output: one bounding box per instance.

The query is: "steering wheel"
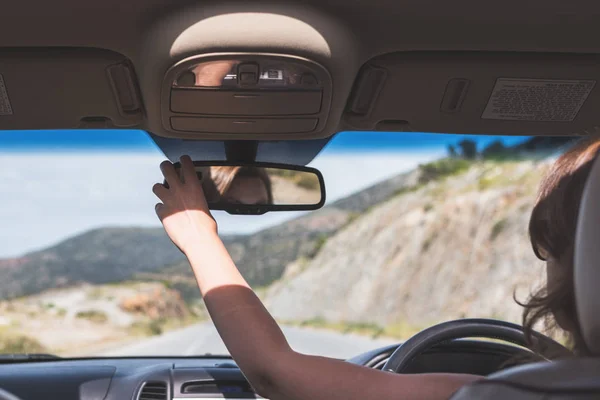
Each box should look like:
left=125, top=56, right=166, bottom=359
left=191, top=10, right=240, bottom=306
left=0, top=389, right=21, bottom=400
left=382, top=318, right=572, bottom=373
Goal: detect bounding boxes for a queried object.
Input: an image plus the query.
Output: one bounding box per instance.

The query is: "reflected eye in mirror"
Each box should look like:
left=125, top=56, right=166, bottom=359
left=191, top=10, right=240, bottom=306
left=169, top=161, right=326, bottom=215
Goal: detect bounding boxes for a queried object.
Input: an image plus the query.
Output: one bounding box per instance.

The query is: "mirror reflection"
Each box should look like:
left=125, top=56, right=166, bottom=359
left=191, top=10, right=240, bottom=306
left=197, top=166, right=322, bottom=206
left=172, top=60, right=318, bottom=89
left=190, top=60, right=237, bottom=87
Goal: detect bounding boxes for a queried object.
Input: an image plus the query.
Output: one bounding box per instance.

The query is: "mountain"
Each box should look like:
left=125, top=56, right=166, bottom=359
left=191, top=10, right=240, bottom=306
left=0, top=228, right=183, bottom=299
left=264, top=158, right=551, bottom=328
left=164, top=169, right=422, bottom=287
left=0, top=136, right=574, bottom=301
left=0, top=166, right=419, bottom=300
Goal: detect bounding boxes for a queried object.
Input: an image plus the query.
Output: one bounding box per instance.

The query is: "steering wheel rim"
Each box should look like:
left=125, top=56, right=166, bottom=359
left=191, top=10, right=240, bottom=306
left=0, top=389, right=22, bottom=400
left=382, top=318, right=572, bottom=374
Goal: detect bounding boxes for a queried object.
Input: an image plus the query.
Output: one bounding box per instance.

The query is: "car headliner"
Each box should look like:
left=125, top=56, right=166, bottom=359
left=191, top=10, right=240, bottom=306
left=3, top=0, right=598, bottom=56
left=2, top=0, right=600, bottom=159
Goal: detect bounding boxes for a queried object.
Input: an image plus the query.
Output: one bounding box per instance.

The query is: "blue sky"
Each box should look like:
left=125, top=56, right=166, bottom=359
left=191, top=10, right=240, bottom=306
left=0, top=129, right=159, bottom=152
left=0, top=130, right=531, bottom=258
left=0, top=129, right=529, bottom=153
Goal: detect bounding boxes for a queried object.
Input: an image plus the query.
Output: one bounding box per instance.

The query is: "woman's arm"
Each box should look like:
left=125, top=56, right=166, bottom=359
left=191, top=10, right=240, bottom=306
left=153, top=156, right=481, bottom=400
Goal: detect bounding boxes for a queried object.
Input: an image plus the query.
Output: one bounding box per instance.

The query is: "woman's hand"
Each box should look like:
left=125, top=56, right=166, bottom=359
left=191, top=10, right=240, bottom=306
left=153, top=155, right=218, bottom=254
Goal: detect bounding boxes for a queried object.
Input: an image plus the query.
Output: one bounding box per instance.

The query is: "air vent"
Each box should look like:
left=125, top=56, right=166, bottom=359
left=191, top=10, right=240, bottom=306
left=182, top=380, right=253, bottom=395
left=138, top=382, right=167, bottom=400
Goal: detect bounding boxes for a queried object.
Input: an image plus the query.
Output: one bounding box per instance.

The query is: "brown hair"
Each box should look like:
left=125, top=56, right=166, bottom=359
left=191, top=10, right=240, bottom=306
left=524, top=136, right=600, bottom=356
left=206, top=166, right=273, bottom=204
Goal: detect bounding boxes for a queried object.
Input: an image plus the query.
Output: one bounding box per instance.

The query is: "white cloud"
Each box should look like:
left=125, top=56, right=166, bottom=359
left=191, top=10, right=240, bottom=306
left=0, top=150, right=443, bottom=258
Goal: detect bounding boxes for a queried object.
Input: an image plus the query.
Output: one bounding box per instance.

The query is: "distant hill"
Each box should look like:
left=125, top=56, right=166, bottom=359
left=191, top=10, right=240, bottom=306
left=0, top=169, right=419, bottom=300
left=0, top=136, right=575, bottom=300
left=264, top=157, right=553, bottom=329
left=0, top=228, right=183, bottom=299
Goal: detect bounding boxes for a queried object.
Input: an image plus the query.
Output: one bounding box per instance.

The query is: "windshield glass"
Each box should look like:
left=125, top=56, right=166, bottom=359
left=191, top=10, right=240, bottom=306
left=0, top=130, right=573, bottom=358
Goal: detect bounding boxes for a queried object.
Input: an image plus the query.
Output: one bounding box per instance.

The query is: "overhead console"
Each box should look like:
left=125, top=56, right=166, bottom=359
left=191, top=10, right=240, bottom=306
left=160, top=54, right=332, bottom=139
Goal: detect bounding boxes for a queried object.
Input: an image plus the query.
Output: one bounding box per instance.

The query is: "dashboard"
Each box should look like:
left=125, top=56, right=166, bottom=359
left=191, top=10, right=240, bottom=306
left=0, top=341, right=527, bottom=400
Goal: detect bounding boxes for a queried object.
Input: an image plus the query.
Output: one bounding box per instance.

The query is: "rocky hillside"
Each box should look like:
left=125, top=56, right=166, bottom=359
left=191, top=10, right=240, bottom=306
left=0, top=167, right=418, bottom=300
left=264, top=159, right=551, bottom=329
left=0, top=154, right=563, bottom=354
left=0, top=136, right=574, bottom=306
left=164, top=169, right=421, bottom=287
left=0, top=228, right=185, bottom=299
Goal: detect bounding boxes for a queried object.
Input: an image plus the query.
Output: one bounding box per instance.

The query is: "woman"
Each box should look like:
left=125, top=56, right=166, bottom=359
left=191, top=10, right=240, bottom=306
left=524, top=136, right=600, bottom=355
left=204, top=166, right=273, bottom=205
left=152, top=137, right=598, bottom=399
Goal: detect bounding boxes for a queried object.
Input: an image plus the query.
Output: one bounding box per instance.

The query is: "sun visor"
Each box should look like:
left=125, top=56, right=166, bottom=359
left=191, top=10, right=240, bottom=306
left=0, top=48, right=143, bottom=130
left=344, top=52, right=600, bottom=136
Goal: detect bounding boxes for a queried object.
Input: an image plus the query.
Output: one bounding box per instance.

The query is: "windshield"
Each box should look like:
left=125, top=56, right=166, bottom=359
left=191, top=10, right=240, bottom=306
left=0, top=130, right=572, bottom=359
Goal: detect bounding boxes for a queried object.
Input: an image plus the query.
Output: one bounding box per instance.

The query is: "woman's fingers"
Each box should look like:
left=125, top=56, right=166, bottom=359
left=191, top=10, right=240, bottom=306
left=180, top=155, right=199, bottom=185
left=152, top=183, right=169, bottom=202
left=155, top=203, right=166, bottom=220
left=160, top=160, right=180, bottom=189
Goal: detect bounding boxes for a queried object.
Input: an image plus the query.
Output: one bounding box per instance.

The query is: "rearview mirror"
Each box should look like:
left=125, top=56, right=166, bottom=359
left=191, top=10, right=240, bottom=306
left=168, top=161, right=326, bottom=215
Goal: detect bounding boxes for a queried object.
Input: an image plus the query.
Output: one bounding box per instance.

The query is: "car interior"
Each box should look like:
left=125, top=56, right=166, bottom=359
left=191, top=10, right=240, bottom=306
left=2, top=0, right=600, bottom=399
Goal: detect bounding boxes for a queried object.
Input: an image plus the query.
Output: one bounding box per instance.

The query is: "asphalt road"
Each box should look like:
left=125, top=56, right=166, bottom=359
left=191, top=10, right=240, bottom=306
left=101, top=322, right=397, bottom=359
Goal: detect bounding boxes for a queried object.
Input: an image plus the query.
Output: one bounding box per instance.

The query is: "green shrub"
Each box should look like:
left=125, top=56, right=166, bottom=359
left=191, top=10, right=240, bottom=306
left=477, top=175, right=495, bottom=190
left=170, top=281, right=202, bottom=306
left=87, top=288, right=103, bottom=299
left=422, top=230, right=438, bottom=252
left=300, top=316, right=327, bottom=328
left=481, top=140, right=506, bottom=158
left=383, top=322, right=423, bottom=339
left=344, top=322, right=385, bottom=338
left=393, top=184, right=422, bottom=198
left=481, top=140, right=526, bottom=161
left=491, top=218, right=508, bottom=241
left=148, top=320, right=163, bottom=335
left=128, top=319, right=164, bottom=337
left=345, top=212, right=361, bottom=226
left=295, top=174, right=320, bottom=191
left=458, top=139, right=478, bottom=159
left=267, top=168, right=297, bottom=178
left=418, top=158, right=471, bottom=184
left=0, top=333, right=47, bottom=353
left=477, top=163, right=521, bottom=190
left=75, top=310, right=108, bottom=323
left=422, top=238, right=433, bottom=252
left=268, top=169, right=319, bottom=190
left=310, top=235, right=329, bottom=257
left=284, top=318, right=423, bottom=340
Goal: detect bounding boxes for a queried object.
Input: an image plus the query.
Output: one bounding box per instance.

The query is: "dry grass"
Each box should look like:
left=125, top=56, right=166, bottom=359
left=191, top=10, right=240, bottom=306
left=75, top=310, right=108, bottom=323
left=0, top=331, right=47, bottom=353
left=282, top=318, right=423, bottom=340
left=127, top=314, right=205, bottom=338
